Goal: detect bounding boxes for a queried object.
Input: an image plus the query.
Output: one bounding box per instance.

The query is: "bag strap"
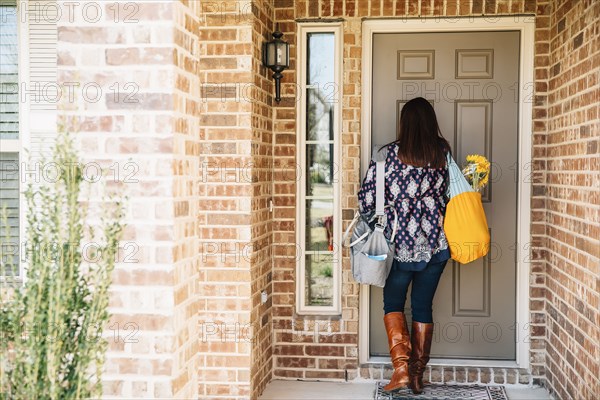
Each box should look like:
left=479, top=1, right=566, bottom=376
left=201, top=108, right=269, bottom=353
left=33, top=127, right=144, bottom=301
left=375, top=160, right=385, bottom=216
left=446, top=152, right=451, bottom=199
left=343, top=149, right=398, bottom=248
left=373, top=147, right=399, bottom=242
left=343, top=207, right=398, bottom=249
left=446, top=152, right=475, bottom=198
left=342, top=211, right=364, bottom=247
left=349, top=231, right=370, bottom=248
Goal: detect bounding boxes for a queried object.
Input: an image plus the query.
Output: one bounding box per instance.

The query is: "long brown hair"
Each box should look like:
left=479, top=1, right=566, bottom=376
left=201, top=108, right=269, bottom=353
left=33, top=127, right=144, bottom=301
left=392, top=97, right=451, bottom=168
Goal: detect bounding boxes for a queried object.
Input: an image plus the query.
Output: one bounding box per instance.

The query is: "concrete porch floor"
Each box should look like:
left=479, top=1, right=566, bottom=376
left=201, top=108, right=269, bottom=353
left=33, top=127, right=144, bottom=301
left=259, top=380, right=553, bottom=400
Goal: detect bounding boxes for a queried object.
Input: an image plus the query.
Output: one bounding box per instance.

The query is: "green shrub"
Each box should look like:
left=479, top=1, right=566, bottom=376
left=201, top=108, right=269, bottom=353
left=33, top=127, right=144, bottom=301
left=0, top=131, right=125, bottom=399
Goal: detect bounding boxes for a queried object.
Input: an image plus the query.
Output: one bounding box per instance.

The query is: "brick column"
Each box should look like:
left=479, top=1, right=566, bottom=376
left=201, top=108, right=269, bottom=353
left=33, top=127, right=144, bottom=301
left=197, top=1, right=274, bottom=399
left=543, top=0, right=600, bottom=398
left=529, top=0, right=552, bottom=384
left=57, top=1, right=199, bottom=398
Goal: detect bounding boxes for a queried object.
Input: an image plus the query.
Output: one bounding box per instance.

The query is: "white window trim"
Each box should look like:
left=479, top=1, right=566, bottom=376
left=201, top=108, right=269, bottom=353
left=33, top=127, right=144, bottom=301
left=0, top=1, right=30, bottom=282
left=295, top=22, right=343, bottom=315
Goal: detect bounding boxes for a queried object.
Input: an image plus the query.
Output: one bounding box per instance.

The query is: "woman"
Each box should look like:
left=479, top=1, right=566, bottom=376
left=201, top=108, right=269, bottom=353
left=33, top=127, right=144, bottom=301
left=358, top=97, right=451, bottom=394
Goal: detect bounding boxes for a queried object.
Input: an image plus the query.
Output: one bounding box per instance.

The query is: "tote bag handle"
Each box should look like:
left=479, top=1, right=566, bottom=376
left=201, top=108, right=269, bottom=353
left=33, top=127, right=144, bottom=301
left=343, top=160, right=398, bottom=247
left=446, top=152, right=475, bottom=199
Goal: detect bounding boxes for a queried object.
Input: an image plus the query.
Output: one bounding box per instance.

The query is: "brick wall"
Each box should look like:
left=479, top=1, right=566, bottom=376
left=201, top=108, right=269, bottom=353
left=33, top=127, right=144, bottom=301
left=249, top=1, right=276, bottom=398
left=57, top=1, right=199, bottom=397
left=272, top=3, right=361, bottom=382
left=197, top=0, right=274, bottom=398
left=271, top=0, right=549, bottom=385
left=52, top=0, right=600, bottom=398
left=173, top=1, right=202, bottom=397
left=530, top=0, right=552, bottom=384
left=544, top=0, right=600, bottom=399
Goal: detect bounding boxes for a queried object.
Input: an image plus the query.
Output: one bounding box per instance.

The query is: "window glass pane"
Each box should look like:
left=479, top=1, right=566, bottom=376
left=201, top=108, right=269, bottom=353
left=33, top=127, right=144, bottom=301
left=305, top=198, right=333, bottom=251
left=306, top=143, right=334, bottom=197
left=0, top=152, right=19, bottom=276
left=0, top=5, right=19, bottom=139
left=307, top=33, right=334, bottom=86
left=306, top=87, right=334, bottom=141
left=300, top=28, right=338, bottom=312
left=304, top=254, right=333, bottom=307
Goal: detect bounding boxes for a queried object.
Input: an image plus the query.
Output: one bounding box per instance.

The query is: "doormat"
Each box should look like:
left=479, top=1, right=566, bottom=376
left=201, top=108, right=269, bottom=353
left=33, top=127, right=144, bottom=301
left=374, top=382, right=508, bottom=400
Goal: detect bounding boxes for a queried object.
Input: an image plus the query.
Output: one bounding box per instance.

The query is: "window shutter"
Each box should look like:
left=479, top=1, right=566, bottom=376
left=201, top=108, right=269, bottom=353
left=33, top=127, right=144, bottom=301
left=0, top=152, right=20, bottom=276
left=0, top=3, right=19, bottom=139
left=29, top=0, right=58, bottom=112
left=28, top=0, right=58, bottom=164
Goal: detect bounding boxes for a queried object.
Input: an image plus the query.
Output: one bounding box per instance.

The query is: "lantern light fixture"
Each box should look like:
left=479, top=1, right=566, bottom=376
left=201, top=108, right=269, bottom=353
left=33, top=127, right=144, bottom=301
left=262, top=25, right=290, bottom=103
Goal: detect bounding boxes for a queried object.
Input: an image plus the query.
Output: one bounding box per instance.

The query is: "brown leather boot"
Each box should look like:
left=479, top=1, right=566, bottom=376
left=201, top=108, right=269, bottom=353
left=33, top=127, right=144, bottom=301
left=409, top=321, right=434, bottom=394
left=383, top=312, right=411, bottom=393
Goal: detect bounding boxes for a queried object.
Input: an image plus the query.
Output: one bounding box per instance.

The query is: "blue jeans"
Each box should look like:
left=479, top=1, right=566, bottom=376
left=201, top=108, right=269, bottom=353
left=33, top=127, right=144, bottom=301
left=383, top=259, right=448, bottom=323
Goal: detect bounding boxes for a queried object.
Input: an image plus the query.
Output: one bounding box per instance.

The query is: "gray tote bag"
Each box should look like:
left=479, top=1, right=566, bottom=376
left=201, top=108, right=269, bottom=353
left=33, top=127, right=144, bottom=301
left=343, top=159, right=398, bottom=287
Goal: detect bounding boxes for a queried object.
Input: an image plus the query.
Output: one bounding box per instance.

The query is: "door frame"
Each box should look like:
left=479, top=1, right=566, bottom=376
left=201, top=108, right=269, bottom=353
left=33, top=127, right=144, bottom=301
left=359, top=16, right=535, bottom=369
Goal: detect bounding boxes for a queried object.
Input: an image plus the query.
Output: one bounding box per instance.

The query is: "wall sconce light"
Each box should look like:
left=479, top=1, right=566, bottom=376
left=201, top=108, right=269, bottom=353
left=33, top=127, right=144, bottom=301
left=262, top=25, right=290, bottom=103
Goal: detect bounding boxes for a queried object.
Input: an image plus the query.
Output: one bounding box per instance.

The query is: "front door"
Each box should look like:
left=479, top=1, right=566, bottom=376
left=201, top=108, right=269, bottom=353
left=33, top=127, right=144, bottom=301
left=369, top=31, right=520, bottom=359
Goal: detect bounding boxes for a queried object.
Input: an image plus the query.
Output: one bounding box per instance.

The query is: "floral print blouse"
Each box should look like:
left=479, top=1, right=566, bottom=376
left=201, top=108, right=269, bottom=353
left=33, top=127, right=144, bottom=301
left=358, top=143, right=450, bottom=269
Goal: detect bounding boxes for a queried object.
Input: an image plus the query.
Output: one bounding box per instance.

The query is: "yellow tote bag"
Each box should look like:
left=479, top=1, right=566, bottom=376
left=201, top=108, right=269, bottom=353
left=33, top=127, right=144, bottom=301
left=444, top=154, right=490, bottom=264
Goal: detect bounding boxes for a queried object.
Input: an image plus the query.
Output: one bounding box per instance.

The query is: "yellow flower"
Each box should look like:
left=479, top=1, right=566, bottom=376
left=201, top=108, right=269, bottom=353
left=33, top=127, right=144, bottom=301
left=462, top=154, right=490, bottom=191
left=466, top=155, right=489, bottom=168
left=479, top=174, right=489, bottom=187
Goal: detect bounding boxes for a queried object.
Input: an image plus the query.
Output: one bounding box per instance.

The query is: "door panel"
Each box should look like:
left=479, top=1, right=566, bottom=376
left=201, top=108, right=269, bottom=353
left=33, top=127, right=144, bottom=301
left=369, top=31, right=520, bottom=359
left=455, top=100, right=493, bottom=201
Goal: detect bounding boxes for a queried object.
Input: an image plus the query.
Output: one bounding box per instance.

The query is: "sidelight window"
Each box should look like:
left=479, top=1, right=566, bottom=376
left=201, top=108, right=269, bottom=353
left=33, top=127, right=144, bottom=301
left=296, top=23, right=342, bottom=314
